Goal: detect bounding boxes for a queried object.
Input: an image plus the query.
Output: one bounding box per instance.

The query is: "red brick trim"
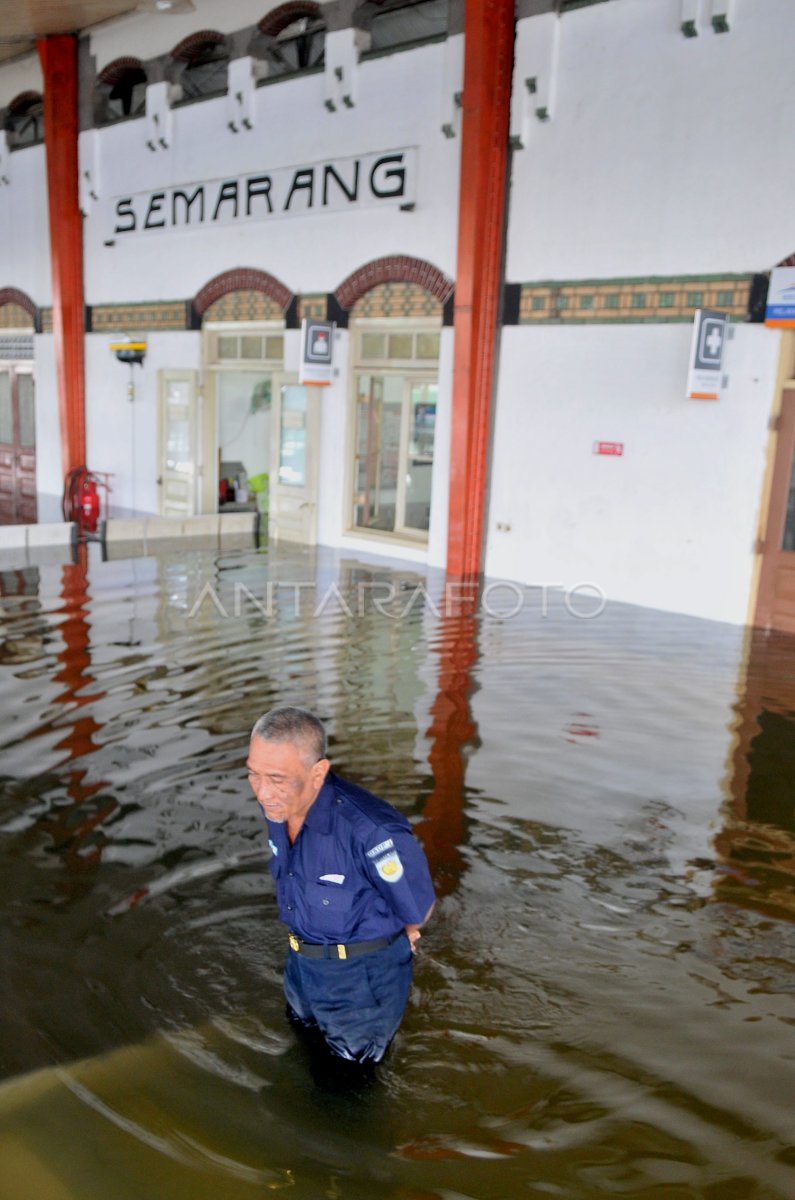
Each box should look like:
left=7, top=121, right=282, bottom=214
left=7, top=91, right=42, bottom=114
left=170, top=30, right=227, bottom=63
left=97, top=57, right=146, bottom=87
left=335, top=256, right=454, bottom=309
left=193, top=269, right=294, bottom=316
left=258, top=1, right=323, bottom=36
left=776, top=253, right=795, bottom=268
left=0, top=288, right=38, bottom=323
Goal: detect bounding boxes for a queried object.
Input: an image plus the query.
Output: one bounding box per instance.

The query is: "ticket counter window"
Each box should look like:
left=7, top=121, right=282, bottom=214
left=351, top=327, right=439, bottom=539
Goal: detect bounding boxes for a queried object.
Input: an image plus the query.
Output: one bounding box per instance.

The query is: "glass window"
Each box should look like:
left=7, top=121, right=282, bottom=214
left=388, top=333, right=413, bottom=359
left=173, top=37, right=230, bottom=104
left=252, top=14, right=326, bottom=78
left=265, top=335, right=284, bottom=360
left=366, top=0, right=449, bottom=52
left=279, top=386, right=308, bottom=486
left=241, top=335, right=263, bottom=359
left=415, top=332, right=440, bottom=359
left=405, top=382, right=436, bottom=531
left=5, top=93, right=44, bottom=151
left=96, top=64, right=147, bottom=126
left=361, top=333, right=386, bottom=360
left=217, top=335, right=238, bottom=359
left=165, top=380, right=192, bottom=473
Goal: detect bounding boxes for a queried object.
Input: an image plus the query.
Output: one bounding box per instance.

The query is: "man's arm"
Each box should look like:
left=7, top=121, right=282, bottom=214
left=405, top=901, right=435, bottom=952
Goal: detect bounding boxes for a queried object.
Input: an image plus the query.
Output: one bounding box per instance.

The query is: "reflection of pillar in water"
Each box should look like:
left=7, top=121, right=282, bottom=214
left=714, top=627, right=795, bottom=920
left=413, top=585, right=479, bottom=898
left=43, top=548, right=112, bottom=892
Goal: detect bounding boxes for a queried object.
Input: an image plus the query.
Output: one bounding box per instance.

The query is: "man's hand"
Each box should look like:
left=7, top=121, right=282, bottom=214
left=405, top=924, right=422, bottom=953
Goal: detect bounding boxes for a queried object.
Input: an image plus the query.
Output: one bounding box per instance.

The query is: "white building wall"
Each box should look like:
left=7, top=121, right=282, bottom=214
left=0, top=52, right=43, bottom=109
left=85, top=332, right=201, bottom=516
left=487, top=320, right=780, bottom=625
left=488, top=0, right=793, bottom=624
left=507, top=0, right=795, bottom=280
left=83, top=39, right=460, bottom=302
left=0, top=142, right=50, bottom=306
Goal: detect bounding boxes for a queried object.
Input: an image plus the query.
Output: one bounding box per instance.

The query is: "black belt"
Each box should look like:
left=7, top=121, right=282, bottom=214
left=287, top=929, right=403, bottom=960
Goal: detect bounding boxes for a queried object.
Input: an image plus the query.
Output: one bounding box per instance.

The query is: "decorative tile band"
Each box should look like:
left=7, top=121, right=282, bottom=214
left=90, top=302, right=189, bottom=331
left=298, top=294, right=328, bottom=321
left=518, top=274, right=753, bottom=325
left=28, top=273, right=757, bottom=335
left=351, top=281, right=444, bottom=320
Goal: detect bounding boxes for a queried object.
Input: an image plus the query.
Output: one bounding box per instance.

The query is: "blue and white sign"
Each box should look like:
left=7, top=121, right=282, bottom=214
left=686, top=309, right=729, bottom=400
left=765, top=268, right=795, bottom=326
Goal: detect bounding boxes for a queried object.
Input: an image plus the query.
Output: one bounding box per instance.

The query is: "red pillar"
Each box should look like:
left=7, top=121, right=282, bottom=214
left=37, top=35, right=86, bottom=479
left=447, top=0, right=515, bottom=578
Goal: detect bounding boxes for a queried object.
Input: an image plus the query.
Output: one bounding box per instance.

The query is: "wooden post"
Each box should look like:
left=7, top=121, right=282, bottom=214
left=37, top=35, right=86, bottom=479
left=447, top=0, right=515, bottom=578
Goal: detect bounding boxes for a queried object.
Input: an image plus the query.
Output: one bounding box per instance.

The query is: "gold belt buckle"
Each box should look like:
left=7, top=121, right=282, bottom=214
left=337, top=944, right=347, bottom=960
left=289, top=934, right=300, bottom=952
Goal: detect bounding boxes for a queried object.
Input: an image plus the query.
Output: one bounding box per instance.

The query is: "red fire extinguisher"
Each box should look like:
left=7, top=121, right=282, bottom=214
left=63, top=467, right=104, bottom=535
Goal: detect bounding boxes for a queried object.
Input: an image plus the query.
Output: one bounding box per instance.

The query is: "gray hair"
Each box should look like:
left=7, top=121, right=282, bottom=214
left=251, top=706, right=327, bottom=764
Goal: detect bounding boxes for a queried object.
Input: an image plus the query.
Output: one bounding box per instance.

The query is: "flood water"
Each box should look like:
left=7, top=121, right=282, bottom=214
left=1, top=540, right=794, bottom=1200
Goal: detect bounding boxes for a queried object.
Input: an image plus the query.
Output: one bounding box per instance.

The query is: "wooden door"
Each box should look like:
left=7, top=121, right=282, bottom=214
left=0, top=368, right=37, bottom=525
left=756, top=384, right=795, bottom=632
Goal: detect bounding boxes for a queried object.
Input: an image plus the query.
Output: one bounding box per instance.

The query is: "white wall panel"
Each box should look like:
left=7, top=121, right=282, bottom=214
left=507, top=0, right=795, bottom=280
left=83, top=39, right=460, bottom=303
left=486, top=323, right=781, bottom=624
left=84, top=332, right=201, bottom=516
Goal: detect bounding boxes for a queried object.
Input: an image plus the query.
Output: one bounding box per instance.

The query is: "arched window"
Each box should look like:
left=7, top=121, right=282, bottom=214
left=356, top=0, right=449, bottom=53
left=169, top=31, right=230, bottom=103
left=4, top=92, right=44, bottom=151
left=95, top=58, right=147, bottom=125
left=250, top=3, right=326, bottom=78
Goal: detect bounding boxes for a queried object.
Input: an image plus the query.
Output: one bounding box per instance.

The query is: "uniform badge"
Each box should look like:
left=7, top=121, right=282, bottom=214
left=374, top=850, right=404, bottom=883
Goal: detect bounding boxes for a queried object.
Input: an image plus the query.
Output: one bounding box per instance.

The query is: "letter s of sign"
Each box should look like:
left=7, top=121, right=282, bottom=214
left=369, top=155, right=406, bottom=200
left=114, top=198, right=136, bottom=234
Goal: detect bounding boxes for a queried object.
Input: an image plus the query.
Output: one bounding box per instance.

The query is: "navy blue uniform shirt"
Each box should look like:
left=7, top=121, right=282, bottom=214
left=265, top=771, right=435, bottom=944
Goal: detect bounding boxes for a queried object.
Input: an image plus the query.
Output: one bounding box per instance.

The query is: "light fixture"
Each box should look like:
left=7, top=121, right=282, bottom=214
left=136, top=0, right=196, bottom=13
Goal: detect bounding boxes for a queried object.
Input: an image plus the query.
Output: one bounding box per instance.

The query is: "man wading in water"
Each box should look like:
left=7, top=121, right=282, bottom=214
left=247, top=706, right=435, bottom=1069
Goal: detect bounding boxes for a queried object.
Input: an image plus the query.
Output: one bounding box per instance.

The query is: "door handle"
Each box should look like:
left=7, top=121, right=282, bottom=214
left=156, top=475, right=163, bottom=486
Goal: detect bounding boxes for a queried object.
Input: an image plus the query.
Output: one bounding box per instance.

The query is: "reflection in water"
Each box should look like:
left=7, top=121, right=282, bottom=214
left=714, top=629, right=795, bottom=920
left=414, top=583, right=478, bottom=897
left=0, top=547, right=794, bottom=1199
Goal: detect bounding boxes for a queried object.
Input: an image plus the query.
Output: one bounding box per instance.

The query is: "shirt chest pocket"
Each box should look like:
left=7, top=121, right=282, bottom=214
left=304, top=881, right=355, bottom=934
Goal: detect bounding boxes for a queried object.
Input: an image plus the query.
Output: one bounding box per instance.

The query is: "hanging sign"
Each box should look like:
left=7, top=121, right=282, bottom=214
left=765, top=268, right=795, bottom=327
left=299, top=319, right=335, bottom=385
left=593, top=442, right=624, bottom=456
left=686, top=309, right=728, bottom=400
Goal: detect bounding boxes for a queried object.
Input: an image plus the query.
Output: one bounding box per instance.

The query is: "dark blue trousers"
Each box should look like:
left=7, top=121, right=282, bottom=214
left=283, top=933, right=413, bottom=1063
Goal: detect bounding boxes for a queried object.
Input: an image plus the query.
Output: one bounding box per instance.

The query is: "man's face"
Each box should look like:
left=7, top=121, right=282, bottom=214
left=247, top=736, right=329, bottom=824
